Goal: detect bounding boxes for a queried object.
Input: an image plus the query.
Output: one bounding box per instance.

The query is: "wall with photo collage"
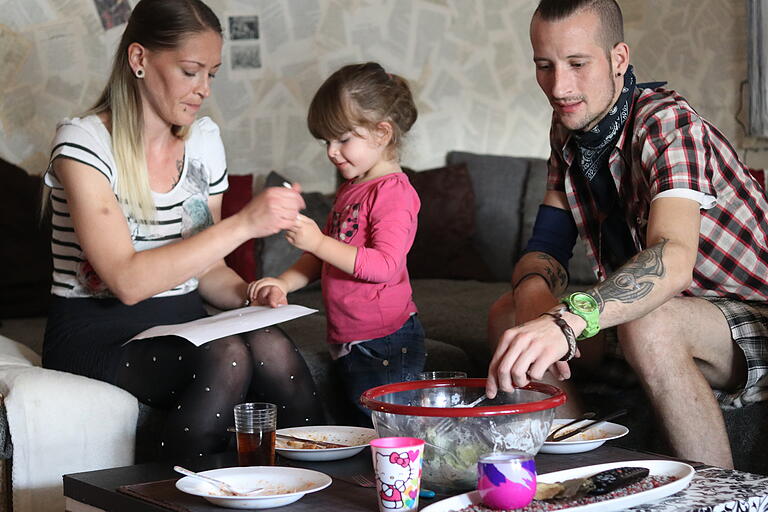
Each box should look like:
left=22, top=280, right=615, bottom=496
left=0, top=0, right=761, bottom=193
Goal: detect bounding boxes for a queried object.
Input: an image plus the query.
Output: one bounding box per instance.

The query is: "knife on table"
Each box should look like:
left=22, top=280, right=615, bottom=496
left=534, top=466, right=650, bottom=500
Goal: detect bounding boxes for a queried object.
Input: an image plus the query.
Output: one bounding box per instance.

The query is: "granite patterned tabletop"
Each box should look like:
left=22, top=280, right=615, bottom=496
left=629, top=466, right=768, bottom=512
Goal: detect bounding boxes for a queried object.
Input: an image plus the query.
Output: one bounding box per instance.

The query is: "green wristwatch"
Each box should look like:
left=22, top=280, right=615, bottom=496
left=561, top=292, right=600, bottom=340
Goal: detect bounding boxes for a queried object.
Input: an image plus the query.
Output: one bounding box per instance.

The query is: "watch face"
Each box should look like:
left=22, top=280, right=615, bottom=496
left=572, top=293, right=597, bottom=312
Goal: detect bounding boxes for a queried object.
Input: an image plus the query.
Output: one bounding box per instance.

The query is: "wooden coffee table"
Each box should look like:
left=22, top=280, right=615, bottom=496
left=63, top=446, right=768, bottom=511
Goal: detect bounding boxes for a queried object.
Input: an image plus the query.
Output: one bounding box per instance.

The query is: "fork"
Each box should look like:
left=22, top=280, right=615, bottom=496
left=350, top=474, right=375, bottom=488
left=173, top=466, right=264, bottom=496
left=348, top=474, right=436, bottom=498
left=433, top=394, right=490, bottom=437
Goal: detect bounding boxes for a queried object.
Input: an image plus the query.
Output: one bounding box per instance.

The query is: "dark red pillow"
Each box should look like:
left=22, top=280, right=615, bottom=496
left=748, top=168, right=765, bottom=189
left=405, top=164, right=492, bottom=281
left=221, top=174, right=261, bottom=281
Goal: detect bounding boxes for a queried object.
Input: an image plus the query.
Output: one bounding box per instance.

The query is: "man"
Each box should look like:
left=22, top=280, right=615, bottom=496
left=486, top=0, right=768, bottom=468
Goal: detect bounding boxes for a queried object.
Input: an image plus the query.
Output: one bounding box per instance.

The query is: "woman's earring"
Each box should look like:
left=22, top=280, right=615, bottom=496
left=135, top=68, right=145, bottom=79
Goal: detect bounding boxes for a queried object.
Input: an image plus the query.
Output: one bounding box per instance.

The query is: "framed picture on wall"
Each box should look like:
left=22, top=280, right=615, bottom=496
left=226, top=13, right=262, bottom=77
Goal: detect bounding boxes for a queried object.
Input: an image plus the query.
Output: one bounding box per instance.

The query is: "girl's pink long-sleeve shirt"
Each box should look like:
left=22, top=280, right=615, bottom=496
left=321, top=172, right=419, bottom=343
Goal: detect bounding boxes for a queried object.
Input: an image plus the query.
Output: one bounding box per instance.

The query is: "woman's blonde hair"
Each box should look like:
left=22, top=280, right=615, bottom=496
left=86, top=0, right=221, bottom=221
left=307, top=62, right=418, bottom=162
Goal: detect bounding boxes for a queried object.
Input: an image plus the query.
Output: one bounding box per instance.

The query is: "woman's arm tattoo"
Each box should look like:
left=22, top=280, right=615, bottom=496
left=590, top=238, right=668, bottom=312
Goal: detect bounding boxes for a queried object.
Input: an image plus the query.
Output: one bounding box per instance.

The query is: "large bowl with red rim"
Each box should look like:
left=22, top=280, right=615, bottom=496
left=361, top=378, right=565, bottom=494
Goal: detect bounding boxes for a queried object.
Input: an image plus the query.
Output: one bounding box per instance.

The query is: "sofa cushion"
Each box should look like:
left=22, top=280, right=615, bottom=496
left=0, top=159, right=52, bottom=318
left=446, top=151, right=529, bottom=282
left=222, top=174, right=261, bottom=282
left=405, top=164, right=492, bottom=281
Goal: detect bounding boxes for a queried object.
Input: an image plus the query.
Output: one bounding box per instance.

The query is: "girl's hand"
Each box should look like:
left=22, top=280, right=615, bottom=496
left=285, top=214, right=324, bottom=253
left=247, top=278, right=288, bottom=308
left=239, top=184, right=305, bottom=238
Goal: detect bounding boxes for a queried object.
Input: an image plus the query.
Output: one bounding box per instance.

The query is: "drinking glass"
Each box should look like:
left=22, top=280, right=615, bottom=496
left=233, top=402, right=276, bottom=466
left=418, top=371, right=468, bottom=407
left=418, top=371, right=468, bottom=380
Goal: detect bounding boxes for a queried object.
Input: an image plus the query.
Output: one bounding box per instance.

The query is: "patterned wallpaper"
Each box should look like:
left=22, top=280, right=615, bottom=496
left=0, top=0, right=759, bottom=193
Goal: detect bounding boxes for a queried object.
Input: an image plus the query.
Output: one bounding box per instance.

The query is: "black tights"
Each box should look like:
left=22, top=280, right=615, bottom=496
left=115, top=327, right=324, bottom=460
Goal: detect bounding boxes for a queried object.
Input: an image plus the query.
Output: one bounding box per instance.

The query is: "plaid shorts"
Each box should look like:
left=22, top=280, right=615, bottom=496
left=599, top=297, right=768, bottom=408
left=706, top=297, right=768, bottom=408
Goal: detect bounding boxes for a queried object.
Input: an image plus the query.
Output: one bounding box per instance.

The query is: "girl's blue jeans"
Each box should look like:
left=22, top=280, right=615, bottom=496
left=334, top=314, right=426, bottom=426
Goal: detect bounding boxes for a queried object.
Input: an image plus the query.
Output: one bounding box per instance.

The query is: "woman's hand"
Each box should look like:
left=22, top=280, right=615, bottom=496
left=285, top=214, right=325, bottom=253
left=247, top=277, right=289, bottom=308
left=239, top=184, right=305, bottom=238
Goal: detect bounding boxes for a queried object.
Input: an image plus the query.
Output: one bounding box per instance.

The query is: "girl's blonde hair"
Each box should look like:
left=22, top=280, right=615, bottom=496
left=307, top=62, right=418, bottom=161
left=86, top=0, right=221, bottom=221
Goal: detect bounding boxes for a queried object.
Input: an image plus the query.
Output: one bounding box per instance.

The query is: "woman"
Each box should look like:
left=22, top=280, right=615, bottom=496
left=42, top=0, right=323, bottom=460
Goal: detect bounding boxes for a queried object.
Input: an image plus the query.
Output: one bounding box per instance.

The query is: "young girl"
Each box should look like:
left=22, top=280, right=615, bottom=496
left=249, top=62, right=424, bottom=425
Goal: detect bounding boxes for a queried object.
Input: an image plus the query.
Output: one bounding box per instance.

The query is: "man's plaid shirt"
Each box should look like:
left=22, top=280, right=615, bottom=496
left=547, top=87, right=768, bottom=301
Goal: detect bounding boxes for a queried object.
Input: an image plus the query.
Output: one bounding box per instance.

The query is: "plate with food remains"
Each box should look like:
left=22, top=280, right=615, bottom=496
left=539, top=420, right=629, bottom=454
left=175, top=466, right=332, bottom=509
left=421, top=459, right=694, bottom=512
left=275, top=425, right=377, bottom=461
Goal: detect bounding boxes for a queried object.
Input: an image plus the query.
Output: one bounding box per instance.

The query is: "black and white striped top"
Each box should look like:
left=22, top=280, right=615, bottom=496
left=44, top=115, right=228, bottom=299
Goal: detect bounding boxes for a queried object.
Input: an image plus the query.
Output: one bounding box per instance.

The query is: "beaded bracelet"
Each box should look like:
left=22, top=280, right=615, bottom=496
left=541, top=307, right=577, bottom=361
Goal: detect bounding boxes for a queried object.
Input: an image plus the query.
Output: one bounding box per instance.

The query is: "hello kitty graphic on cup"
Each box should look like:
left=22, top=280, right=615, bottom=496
left=370, top=437, right=424, bottom=512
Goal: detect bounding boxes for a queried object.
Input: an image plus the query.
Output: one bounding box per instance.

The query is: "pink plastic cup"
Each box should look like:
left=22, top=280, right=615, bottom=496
left=477, top=452, right=536, bottom=509
left=370, top=437, right=425, bottom=512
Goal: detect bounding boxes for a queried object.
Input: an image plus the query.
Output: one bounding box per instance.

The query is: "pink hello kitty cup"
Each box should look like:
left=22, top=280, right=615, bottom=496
left=477, top=452, right=537, bottom=510
left=370, top=437, right=425, bottom=512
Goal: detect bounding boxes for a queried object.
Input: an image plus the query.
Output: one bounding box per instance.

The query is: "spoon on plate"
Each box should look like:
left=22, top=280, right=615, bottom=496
left=173, top=466, right=265, bottom=496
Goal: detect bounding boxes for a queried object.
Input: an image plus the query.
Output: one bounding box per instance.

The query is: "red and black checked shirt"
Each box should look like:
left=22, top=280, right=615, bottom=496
left=547, top=87, right=768, bottom=301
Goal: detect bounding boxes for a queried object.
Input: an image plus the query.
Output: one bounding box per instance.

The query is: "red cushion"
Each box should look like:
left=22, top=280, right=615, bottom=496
left=748, top=168, right=765, bottom=189
left=221, top=174, right=261, bottom=281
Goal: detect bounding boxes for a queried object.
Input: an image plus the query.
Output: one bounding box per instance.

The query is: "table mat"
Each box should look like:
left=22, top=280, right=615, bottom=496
left=117, top=478, right=226, bottom=512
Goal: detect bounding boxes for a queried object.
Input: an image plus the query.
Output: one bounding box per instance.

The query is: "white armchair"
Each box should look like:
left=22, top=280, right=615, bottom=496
left=0, top=335, right=138, bottom=512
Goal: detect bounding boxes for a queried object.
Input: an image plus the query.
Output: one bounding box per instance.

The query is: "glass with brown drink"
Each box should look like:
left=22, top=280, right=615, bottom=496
left=233, top=402, right=276, bottom=466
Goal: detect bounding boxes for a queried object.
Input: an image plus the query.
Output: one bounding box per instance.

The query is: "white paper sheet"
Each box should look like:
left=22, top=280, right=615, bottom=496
left=125, top=305, right=317, bottom=347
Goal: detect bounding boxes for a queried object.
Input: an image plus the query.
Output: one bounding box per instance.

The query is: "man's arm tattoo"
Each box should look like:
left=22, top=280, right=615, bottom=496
left=535, top=253, right=569, bottom=294
left=590, top=238, right=668, bottom=312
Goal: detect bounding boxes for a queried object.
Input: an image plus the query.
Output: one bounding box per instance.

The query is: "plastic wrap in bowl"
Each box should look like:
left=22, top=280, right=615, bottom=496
left=361, top=378, right=565, bottom=494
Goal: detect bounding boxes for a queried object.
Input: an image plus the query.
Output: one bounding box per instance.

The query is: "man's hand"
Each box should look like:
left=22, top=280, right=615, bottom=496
left=286, top=214, right=325, bottom=253
left=486, top=312, right=584, bottom=397
left=247, top=277, right=289, bottom=308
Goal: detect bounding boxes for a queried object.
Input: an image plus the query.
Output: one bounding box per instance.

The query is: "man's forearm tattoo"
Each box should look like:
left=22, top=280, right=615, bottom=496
left=535, top=253, right=568, bottom=294
left=590, top=238, right=668, bottom=312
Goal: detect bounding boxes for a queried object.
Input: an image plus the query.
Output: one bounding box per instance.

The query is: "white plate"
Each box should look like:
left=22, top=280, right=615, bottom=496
left=539, top=420, right=629, bottom=454
left=421, top=459, right=694, bottom=512
left=175, top=466, right=331, bottom=509
left=275, top=425, right=377, bottom=461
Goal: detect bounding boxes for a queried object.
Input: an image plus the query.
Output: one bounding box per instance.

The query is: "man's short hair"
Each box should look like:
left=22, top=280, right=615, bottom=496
left=534, top=0, right=624, bottom=52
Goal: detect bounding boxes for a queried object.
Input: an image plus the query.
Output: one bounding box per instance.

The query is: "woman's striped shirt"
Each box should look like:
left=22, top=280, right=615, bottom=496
left=44, top=115, right=228, bottom=298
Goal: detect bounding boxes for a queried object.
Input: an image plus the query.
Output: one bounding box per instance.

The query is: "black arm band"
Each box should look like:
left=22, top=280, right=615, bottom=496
left=523, top=204, right=579, bottom=271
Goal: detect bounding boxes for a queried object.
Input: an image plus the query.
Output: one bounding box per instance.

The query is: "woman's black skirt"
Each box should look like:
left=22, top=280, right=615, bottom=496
left=43, top=291, right=208, bottom=385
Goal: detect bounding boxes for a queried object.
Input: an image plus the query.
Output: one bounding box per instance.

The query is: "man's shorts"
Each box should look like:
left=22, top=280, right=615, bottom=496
left=706, top=297, right=768, bottom=408
left=599, top=297, right=768, bottom=408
